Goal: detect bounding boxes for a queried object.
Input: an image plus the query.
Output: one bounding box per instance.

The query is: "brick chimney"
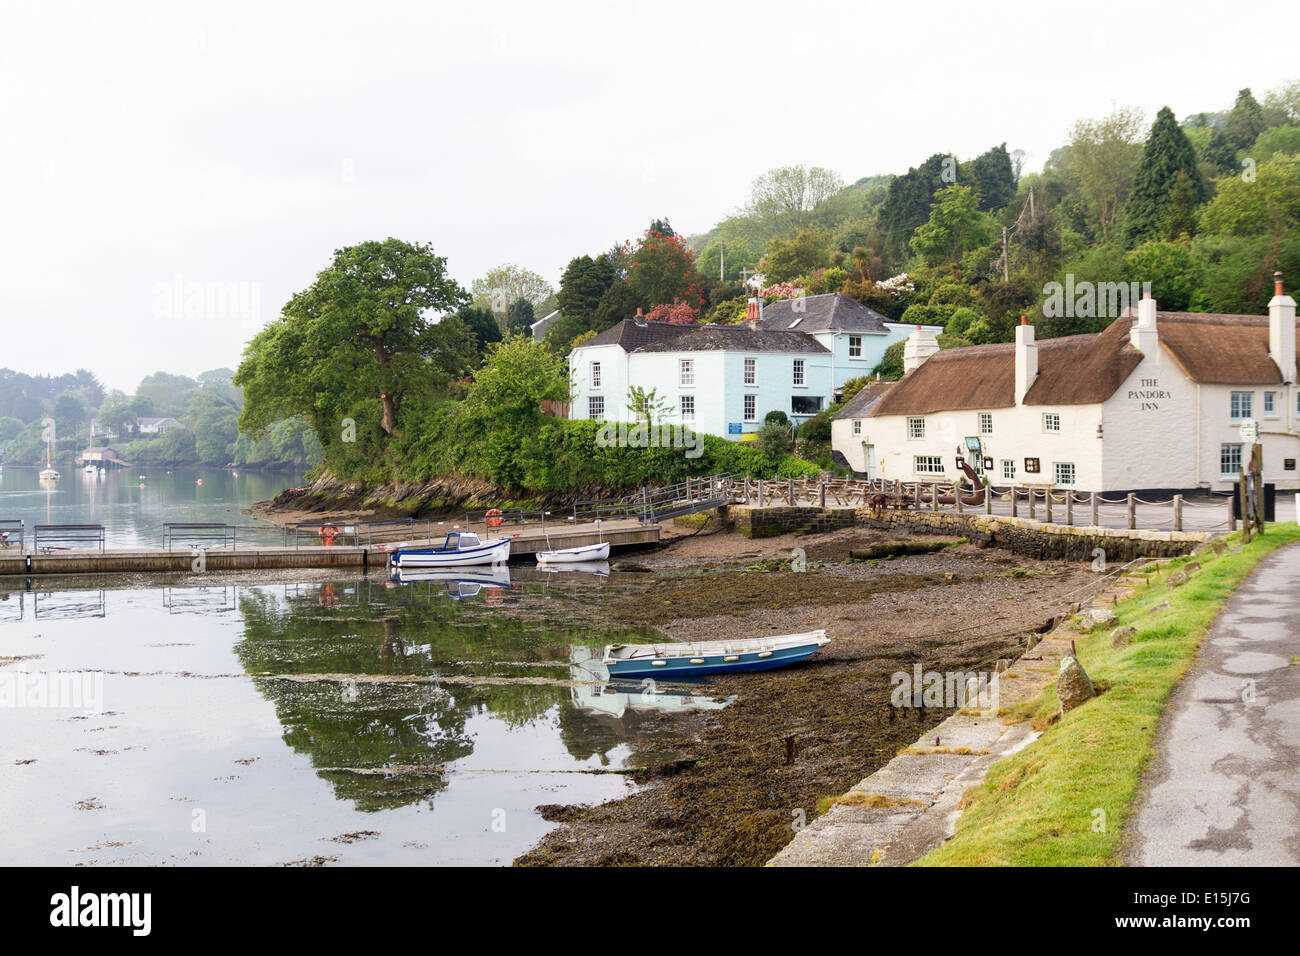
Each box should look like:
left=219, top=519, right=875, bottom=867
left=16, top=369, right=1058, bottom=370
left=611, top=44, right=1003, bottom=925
left=1129, top=291, right=1158, bottom=357
left=1269, top=271, right=1296, bottom=384
left=633, top=306, right=646, bottom=327
left=1015, top=316, right=1037, bottom=404
left=903, top=324, right=939, bottom=373
left=744, top=295, right=763, bottom=330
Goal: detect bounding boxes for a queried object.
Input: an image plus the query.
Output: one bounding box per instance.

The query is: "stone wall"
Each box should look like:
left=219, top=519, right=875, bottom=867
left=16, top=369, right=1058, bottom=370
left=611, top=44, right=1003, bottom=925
left=726, top=504, right=1207, bottom=560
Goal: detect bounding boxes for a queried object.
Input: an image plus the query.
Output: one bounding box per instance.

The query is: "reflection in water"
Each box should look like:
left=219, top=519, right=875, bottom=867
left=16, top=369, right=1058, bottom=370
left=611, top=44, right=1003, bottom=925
left=389, top=565, right=519, bottom=602
left=0, top=570, right=730, bottom=863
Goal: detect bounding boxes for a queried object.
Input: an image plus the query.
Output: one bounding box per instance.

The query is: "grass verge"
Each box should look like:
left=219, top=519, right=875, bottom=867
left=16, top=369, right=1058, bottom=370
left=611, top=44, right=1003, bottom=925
left=916, top=524, right=1300, bottom=866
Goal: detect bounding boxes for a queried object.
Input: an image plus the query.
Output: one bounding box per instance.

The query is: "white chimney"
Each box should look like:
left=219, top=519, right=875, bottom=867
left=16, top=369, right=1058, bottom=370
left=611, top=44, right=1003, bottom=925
left=1014, top=316, right=1037, bottom=404
left=1129, top=292, right=1158, bottom=357
left=1269, top=271, right=1296, bottom=384
left=903, top=324, right=939, bottom=373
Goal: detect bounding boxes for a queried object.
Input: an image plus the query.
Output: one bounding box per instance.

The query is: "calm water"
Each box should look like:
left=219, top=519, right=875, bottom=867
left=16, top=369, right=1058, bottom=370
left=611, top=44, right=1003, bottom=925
left=0, top=465, right=301, bottom=549
left=0, top=566, right=726, bottom=866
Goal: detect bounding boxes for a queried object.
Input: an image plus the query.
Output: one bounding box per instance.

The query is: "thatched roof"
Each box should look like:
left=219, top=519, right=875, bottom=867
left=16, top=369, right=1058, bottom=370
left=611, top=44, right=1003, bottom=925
left=870, top=310, right=1295, bottom=416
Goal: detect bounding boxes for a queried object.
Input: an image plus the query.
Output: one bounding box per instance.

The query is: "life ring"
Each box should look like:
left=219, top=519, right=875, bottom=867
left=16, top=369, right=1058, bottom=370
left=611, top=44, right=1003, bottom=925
left=318, top=523, right=340, bottom=546
left=485, top=508, right=504, bottom=528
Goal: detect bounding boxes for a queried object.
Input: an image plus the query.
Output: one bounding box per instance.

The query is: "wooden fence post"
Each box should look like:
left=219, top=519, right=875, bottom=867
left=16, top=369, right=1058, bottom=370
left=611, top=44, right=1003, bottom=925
left=956, top=484, right=964, bottom=513
left=1044, top=490, right=1053, bottom=524
left=1173, top=494, right=1183, bottom=532
left=819, top=481, right=826, bottom=508
left=985, top=483, right=993, bottom=514
left=1066, top=492, right=1074, bottom=526
left=1011, top=486, right=1018, bottom=518
left=788, top=478, right=795, bottom=507
left=759, top=481, right=765, bottom=508
left=1091, top=491, right=1099, bottom=527
left=1028, top=488, right=1036, bottom=521
left=1127, top=493, right=1136, bottom=530
left=1238, top=470, right=1251, bottom=542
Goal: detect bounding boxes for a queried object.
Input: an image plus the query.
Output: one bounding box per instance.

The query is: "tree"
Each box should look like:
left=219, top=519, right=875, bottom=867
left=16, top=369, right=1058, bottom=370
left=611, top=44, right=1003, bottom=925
left=1200, top=153, right=1300, bottom=255
left=1125, top=240, right=1202, bottom=312
left=621, top=225, right=705, bottom=309
left=909, top=185, right=994, bottom=266
left=590, top=280, right=644, bottom=332
left=136, top=371, right=198, bottom=418
left=505, top=297, right=535, bottom=336
left=625, top=386, right=674, bottom=425
left=1226, top=88, right=1268, bottom=151
left=966, top=143, right=1017, bottom=212
left=760, top=228, right=832, bottom=284
left=1264, top=79, right=1300, bottom=125
left=756, top=420, right=793, bottom=458
left=1124, top=107, right=1208, bottom=246
left=1064, top=106, right=1146, bottom=242
left=745, top=165, right=845, bottom=236
left=879, top=153, right=952, bottom=262
left=644, top=302, right=700, bottom=324
left=694, top=236, right=760, bottom=282
left=470, top=263, right=554, bottom=314
left=235, top=238, right=469, bottom=444
left=455, top=304, right=503, bottom=351
left=556, top=254, right=616, bottom=322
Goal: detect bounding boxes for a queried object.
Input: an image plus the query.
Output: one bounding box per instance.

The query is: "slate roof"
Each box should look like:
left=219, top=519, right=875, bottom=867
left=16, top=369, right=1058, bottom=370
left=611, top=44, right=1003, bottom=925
left=832, top=381, right=896, bottom=420
left=577, top=319, right=829, bottom=354
left=759, top=292, right=892, bottom=334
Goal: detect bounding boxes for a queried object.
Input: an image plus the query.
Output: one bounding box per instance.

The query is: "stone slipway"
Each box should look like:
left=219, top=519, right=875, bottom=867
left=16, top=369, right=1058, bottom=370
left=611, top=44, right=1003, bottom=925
left=768, top=567, right=1144, bottom=867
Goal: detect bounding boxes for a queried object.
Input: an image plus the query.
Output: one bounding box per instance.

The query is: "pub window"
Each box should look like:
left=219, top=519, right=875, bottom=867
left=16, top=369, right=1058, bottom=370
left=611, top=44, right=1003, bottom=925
left=1042, top=412, right=1060, bottom=432
left=1002, top=459, right=1015, bottom=480
left=979, top=412, right=993, bottom=435
left=1264, top=391, right=1276, bottom=415
left=1053, top=462, right=1076, bottom=486
left=1230, top=391, right=1252, bottom=421
left=907, top=416, right=925, bottom=440
left=915, top=455, right=944, bottom=475
left=852, top=419, right=862, bottom=436
left=1220, top=443, right=1243, bottom=477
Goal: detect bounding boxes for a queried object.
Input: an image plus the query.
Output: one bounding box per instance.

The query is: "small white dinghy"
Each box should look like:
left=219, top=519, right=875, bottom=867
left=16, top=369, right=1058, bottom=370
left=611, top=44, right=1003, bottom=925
left=536, top=541, right=610, bottom=564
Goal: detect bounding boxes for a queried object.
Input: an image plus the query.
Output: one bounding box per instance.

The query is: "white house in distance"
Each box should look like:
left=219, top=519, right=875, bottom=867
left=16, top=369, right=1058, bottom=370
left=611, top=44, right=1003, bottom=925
left=832, top=274, right=1300, bottom=493
left=760, top=292, right=940, bottom=391
left=136, top=416, right=182, bottom=435
left=569, top=306, right=832, bottom=438
left=567, top=292, right=938, bottom=440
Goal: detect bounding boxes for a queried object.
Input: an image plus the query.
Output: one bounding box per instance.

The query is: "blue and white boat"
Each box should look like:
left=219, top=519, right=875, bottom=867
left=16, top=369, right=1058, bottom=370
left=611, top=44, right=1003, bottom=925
left=390, top=531, right=511, bottom=569
left=603, top=629, right=828, bottom=679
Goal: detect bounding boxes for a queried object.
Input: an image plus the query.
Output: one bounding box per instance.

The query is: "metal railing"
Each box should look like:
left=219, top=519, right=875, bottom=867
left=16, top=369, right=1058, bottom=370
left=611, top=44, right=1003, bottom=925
left=162, top=523, right=240, bottom=551
left=0, top=519, right=23, bottom=551
left=33, top=524, right=106, bottom=553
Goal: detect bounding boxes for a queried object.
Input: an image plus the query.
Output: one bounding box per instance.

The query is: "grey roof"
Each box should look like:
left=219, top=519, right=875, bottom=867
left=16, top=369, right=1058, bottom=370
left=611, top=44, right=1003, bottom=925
left=578, top=319, right=829, bottom=354
left=833, top=381, right=896, bottom=420
left=760, top=292, right=892, bottom=334
left=632, top=325, right=829, bottom=354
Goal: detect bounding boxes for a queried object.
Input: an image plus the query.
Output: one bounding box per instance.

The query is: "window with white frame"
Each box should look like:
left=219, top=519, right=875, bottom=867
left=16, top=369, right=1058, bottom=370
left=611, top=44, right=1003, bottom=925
left=1043, top=412, right=1061, bottom=432
left=979, top=412, right=993, bottom=435
left=793, top=359, right=805, bottom=386
left=1264, top=391, right=1276, bottom=416
left=915, top=455, right=944, bottom=475
left=588, top=396, right=605, bottom=421
left=1230, top=391, right=1252, bottom=421
left=679, top=359, right=694, bottom=387
left=590, top=361, right=601, bottom=388
left=679, top=394, right=695, bottom=422
left=1053, top=462, right=1076, bottom=486
left=848, top=335, right=863, bottom=358
left=743, top=394, right=757, bottom=422
left=1221, top=443, right=1243, bottom=477
left=1001, top=459, right=1015, bottom=480
left=852, top=419, right=862, bottom=436
left=743, top=357, right=756, bottom=385
left=907, top=416, right=925, bottom=440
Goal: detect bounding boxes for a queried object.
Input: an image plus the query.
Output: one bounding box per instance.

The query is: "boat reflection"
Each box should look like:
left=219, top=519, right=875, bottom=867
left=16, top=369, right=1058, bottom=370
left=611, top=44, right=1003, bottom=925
left=568, top=646, right=729, bottom=727
left=388, top=565, right=517, bottom=602
left=537, top=560, right=610, bottom=578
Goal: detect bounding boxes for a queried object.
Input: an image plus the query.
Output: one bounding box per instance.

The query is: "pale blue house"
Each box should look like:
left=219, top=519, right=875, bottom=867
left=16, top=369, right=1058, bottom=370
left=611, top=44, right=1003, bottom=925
left=759, top=292, right=940, bottom=390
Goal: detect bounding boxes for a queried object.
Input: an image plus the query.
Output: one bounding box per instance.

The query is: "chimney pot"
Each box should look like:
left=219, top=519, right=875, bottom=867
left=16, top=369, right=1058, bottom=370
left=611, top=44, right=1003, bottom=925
left=1276, top=271, right=1284, bottom=296
left=1020, top=315, right=1027, bottom=325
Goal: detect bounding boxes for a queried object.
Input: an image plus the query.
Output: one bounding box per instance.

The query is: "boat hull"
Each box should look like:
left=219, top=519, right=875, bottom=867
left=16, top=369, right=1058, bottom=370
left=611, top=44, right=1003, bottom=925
left=605, top=634, right=827, bottom=679
left=391, top=538, right=511, bottom=568
left=536, top=542, right=610, bottom=564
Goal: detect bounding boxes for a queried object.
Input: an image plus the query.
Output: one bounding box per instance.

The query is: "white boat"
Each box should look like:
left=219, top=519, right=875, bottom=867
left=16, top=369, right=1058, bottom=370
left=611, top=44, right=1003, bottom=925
left=535, top=541, right=610, bottom=564
left=40, top=435, right=59, bottom=482
left=390, top=531, right=511, bottom=568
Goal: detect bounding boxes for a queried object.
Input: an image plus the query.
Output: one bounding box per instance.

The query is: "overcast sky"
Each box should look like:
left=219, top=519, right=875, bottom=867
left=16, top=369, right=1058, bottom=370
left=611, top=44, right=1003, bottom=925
left=2, top=0, right=1294, bottom=393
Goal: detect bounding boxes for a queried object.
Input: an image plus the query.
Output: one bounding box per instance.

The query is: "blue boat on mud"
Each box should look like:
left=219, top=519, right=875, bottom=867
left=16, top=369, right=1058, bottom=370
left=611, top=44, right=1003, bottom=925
left=602, top=629, right=828, bottom=679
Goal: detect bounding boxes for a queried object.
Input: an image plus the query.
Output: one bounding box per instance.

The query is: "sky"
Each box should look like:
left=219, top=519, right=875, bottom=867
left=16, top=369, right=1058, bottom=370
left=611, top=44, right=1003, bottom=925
left=1, top=0, right=1295, bottom=393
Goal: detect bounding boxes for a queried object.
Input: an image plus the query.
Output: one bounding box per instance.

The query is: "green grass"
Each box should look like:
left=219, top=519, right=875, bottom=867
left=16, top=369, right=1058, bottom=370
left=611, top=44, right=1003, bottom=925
left=916, top=524, right=1300, bottom=867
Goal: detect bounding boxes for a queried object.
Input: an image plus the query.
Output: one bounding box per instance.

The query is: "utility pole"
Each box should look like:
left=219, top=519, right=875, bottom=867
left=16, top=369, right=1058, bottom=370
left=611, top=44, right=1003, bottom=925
left=1002, top=226, right=1010, bottom=282
left=1028, top=185, right=1035, bottom=221
left=739, top=266, right=756, bottom=289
